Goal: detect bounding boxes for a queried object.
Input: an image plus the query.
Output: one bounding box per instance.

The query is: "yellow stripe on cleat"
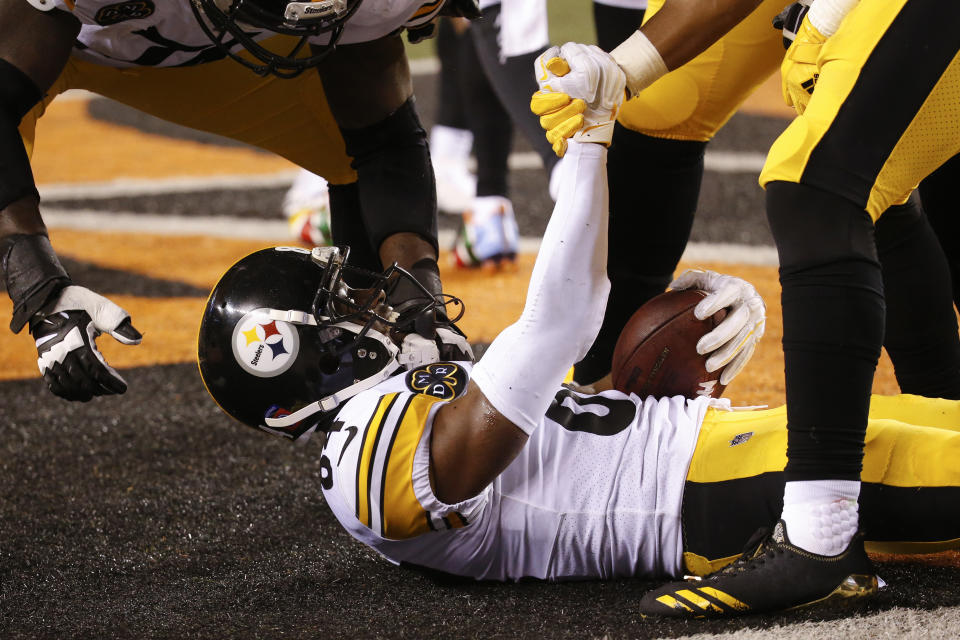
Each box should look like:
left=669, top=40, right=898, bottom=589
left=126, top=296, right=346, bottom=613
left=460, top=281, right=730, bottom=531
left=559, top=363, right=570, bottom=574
left=655, top=595, right=693, bottom=612
left=699, top=587, right=749, bottom=611
left=675, top=590, right=723, bottom=613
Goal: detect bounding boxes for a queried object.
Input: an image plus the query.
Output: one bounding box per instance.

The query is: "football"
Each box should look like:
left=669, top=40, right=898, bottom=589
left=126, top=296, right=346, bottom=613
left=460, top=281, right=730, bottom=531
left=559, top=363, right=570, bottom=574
left=611, top=289, right=728, bottom=399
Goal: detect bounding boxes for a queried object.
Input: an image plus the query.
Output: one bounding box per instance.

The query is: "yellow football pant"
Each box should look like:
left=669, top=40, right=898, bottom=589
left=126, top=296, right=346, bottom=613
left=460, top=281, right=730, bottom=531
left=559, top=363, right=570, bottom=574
left=19, top=38, right=358, bottom=185
left=683, top=394, right=960, bottom=575
left=760, top=0, right=960, bottom=219
left=616, top=0, right=785, bottom=141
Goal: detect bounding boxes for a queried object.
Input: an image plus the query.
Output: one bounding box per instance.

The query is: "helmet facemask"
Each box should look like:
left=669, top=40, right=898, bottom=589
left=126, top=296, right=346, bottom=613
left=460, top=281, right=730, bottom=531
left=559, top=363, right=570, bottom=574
left=189, top=0, right=363, bottom=78
left=199, top=246, right=464, bottom=443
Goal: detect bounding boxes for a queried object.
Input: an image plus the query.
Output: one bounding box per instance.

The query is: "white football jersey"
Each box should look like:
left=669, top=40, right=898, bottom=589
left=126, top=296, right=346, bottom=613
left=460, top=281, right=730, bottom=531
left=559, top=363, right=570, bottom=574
left=321, top=361, right=714, bottom=581
left=40, top=0, right=445, bottom=68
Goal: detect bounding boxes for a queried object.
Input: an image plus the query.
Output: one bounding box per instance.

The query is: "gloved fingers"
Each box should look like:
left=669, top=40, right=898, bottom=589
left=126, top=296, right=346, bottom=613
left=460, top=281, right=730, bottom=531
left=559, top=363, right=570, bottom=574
left=76, top=330, right=129, bottom=394
left=52, top=285, right=142, bottom=342
left=538, top=98, right=586, bottom=130
left=530, top=91, right=573, bottom=116
left=705, top=323, right=756, bottom=373
left=544, top=55, right=571, bottom=77
left=694, top=282, right=744, bottom=320
left=696, top=304, right=750, bottom=355
left=108, top=317, right=143, bottom=345
left=547, top=113, right=585, bottom=142
left=42, top=347, right=126, bottom=401
left=669, top=268, right=711, bottom=292
left=719, top=340, right=757, bottom=386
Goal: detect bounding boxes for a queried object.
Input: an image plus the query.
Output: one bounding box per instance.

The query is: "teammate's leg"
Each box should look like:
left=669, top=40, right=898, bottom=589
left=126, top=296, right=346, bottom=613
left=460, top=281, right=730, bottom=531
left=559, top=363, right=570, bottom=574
left=876, top=195, right=960, bottom=399
left=453, top=20, right=518, bottom=269
left=918, top=153, right=960, bottom=309
left=682, top=396, right=960, bottom=575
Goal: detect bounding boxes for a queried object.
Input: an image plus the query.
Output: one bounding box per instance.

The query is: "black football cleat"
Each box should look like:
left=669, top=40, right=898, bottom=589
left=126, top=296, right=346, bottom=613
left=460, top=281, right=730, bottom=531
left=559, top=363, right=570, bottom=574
left=639, top=520, right=878, bottom=618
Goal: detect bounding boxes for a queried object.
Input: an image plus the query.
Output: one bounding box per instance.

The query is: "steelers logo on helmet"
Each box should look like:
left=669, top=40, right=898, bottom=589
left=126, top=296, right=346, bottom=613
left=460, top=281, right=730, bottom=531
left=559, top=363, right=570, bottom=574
left=406, top=362, right=468, bottom=400
left=232, top=309, right=301, bottom=378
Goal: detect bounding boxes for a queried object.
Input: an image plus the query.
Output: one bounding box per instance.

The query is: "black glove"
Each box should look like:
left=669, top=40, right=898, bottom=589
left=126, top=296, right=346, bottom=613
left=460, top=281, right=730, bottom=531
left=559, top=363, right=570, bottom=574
left=772, top=0, right=811, bottom=49
left=31, top=285, right=142, bottom=401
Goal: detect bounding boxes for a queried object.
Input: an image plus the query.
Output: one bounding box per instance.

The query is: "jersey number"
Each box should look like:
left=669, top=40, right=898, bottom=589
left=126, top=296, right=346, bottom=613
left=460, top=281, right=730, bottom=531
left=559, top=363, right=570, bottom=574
left=545, top=389, right=636, bottom=436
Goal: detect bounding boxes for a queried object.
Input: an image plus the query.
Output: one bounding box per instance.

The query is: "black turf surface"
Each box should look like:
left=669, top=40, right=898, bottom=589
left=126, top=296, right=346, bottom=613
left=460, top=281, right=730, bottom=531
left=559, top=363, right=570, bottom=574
left=3, top=363, right=960, bottom=638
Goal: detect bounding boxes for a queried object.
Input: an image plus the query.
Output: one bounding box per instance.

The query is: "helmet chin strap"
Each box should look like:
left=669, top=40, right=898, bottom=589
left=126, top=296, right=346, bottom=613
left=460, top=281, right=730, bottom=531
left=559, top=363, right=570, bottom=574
left=263, top=319, right=401, bottom=428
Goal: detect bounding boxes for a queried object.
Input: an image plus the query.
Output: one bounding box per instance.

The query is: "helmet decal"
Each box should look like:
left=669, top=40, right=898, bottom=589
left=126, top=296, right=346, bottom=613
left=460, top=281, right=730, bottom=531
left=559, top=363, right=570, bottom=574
left=232, top=309, right=301, bottom=378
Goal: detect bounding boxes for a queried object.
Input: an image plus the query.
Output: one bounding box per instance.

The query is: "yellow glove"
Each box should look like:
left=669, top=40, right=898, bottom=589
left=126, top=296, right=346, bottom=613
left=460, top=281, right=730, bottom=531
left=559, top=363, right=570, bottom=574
left=530, top=43, right=626, bottom=158
left=781, top=15, right=827, bottom=115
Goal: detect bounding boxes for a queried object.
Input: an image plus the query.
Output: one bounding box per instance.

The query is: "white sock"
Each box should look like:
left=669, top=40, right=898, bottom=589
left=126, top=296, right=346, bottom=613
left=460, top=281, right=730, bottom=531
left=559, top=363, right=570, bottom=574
left=780, top=479, right=860, bottom=556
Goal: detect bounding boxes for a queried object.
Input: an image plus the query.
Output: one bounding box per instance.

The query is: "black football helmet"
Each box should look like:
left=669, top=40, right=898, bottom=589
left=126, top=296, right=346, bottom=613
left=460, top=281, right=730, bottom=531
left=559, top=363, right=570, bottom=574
left=189, top=0, right=364, bottom=77
left=198, top=246, right=460, bottom=441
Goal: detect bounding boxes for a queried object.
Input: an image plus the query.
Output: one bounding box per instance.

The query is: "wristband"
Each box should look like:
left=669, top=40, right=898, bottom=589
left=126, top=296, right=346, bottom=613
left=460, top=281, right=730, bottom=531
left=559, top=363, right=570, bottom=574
left=610, top=30, right=668, bottom=97
left=808, top=0, right=858, bottom=37
left=1, top=234, right=71, bottom=333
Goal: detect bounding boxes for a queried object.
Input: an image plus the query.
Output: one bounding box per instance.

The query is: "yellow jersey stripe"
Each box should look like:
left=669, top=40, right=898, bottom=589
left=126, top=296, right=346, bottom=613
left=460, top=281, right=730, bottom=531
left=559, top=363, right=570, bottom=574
left=377, top=394, right=416, bottom=536
left=381, top=394, right=445, bottom=539
left=355, top=393, right=398, bottom=527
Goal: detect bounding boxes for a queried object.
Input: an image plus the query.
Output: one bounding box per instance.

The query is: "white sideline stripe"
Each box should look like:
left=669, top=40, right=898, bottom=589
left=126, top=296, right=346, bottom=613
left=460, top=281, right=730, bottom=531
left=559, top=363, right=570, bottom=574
left=36, top=149, right=765, bottom=202
left=665, top=605, right=960, bottom=640
left=41, top=208, right=778, bottom=265
left=38, top=172, right=302, bottom=200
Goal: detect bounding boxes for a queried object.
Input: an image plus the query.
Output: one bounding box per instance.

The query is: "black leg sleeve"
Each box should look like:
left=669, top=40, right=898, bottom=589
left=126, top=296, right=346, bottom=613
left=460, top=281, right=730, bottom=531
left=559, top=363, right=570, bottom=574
left=458, top=22, right=511, bottom=198
left=327, top=181, right=379, bottom=280
left=339, top=98, right=439, bottom=254
left=918, top=153, right=960, bottom=310
left=876, top=195, right=960, bottom=399
left=574, top=127, right=706, bottom=384
left=767, top=181, right=883, bottom=482
left=470, top=5, right=559, bottom=176
left=435, top=18, right=469, bottom=131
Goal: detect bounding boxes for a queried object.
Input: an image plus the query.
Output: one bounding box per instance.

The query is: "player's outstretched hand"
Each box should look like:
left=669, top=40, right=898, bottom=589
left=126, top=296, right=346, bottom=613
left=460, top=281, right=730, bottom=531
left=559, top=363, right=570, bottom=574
left=669, top=270, right=765, bottom=385
left=530, top=42, right=626, bottom=157
left=781, top=11, right=825, bottom=115
left=30, top=285, right=142, bottom=401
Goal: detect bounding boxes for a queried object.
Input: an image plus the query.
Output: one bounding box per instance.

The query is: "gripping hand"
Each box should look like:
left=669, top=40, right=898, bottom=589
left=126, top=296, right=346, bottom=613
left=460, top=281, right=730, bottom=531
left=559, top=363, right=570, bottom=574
left=781, top=13, right=826, bottom=115
left=669, top=270, right=765, bottom=386
left=31, top=285, right=142, bottom=401
left=530, top=43, right=626, bottom=157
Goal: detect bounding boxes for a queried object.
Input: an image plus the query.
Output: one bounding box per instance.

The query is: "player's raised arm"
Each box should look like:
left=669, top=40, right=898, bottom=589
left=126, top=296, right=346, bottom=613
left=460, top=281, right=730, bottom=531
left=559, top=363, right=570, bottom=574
left=0, top=1, right=142, bottom=402
left=428, top=51, right=627, bottom=505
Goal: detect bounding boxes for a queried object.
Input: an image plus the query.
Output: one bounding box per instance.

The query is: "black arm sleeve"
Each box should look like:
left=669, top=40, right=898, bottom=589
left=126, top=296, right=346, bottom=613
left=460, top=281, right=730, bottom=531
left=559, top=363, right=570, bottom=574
left=0, top=57, right=43, bottom=212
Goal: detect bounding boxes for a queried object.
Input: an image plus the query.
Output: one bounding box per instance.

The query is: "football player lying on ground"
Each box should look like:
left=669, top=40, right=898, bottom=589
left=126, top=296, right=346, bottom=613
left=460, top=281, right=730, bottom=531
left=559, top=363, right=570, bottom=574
left=198, top=66, right=960, bottom=616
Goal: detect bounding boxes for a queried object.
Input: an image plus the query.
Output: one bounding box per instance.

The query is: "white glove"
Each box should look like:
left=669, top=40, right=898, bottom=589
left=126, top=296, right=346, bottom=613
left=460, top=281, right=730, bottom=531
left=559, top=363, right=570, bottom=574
left=669, top=270, right=766, bottom=385
left=31, top=285, right=142, bottom=401
left=398, top=328, right=474, bottom=370
left=530, top=42, right=626, bottom=157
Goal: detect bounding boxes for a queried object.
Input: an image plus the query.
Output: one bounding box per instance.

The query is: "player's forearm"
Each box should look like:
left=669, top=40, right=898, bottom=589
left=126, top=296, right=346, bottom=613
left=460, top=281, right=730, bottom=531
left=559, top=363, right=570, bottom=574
left=612, top=0, right=762, bottom=95
left=472, top=141, right=611, bottom=434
